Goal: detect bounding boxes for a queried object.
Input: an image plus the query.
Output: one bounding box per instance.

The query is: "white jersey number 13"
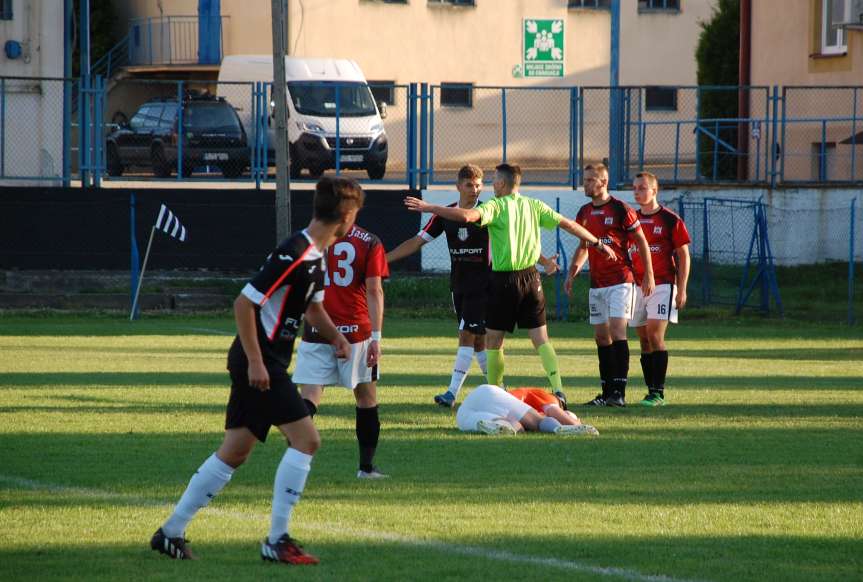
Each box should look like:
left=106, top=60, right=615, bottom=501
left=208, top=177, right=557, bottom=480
left=324, top=241, right=356, bottom=287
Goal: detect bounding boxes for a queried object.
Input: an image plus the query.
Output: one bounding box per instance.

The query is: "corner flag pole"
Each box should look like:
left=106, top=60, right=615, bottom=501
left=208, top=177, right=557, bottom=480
left=129, top=225, right=157, bottom=321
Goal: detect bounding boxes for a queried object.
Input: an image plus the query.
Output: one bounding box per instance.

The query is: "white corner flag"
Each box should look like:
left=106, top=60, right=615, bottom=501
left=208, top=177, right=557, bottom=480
left=130, top=203, right=189, bottom=320
left=154, top=203, right=187, bottom=242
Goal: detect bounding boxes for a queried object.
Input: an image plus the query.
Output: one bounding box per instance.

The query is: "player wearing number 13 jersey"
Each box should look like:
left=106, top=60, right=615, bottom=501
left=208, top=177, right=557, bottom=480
left=294, top=224, right=390, bottom=478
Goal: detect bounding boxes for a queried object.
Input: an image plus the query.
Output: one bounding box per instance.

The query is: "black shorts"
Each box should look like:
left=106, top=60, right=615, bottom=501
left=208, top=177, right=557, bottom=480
left=486, top=267, right=546, bottom=333
left=452, top=290, right=487, bottom=335
left=225, top=342, right=310, bottom=442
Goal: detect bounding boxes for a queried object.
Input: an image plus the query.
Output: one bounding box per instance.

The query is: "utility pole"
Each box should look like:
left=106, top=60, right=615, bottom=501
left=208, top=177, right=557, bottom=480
left=271, top=0, right=291, bottom=242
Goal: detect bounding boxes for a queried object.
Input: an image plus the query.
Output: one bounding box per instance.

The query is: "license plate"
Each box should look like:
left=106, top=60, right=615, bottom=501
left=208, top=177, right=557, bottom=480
left=340, top=155, right=363, bottom=163
left=204, top=152, right=229, bottom=161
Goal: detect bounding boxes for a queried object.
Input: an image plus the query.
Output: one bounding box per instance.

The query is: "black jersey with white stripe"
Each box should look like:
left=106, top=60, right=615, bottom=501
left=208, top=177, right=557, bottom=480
left=235, top=229, right=325, bottom=368
left=419, top=202, right=490, bottom=293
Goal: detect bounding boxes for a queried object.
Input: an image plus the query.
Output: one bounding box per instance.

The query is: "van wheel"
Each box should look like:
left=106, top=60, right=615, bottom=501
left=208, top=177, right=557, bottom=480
left=308, top=165, right=325, bottom=179
left=151, top=146, right=171, bottom=178
left=289, top=161, right=302, bottom=179
left=106, top=143, right=123, bottom=177
left=367, top=163, right=386, bottom=180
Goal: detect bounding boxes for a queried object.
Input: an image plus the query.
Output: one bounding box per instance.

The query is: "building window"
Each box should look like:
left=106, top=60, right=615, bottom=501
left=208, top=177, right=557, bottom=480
left=428, top=0, right=475, bottom=6
left=568, top=0, right=610, bottom=9
left=638, top=0, right=680, bottom=11
left=645, top=87, right=678, bottom=111
left=822, top=0, right=851, bottom=55
left=369, top=81, right=396, bottom=106
left=440, top=83, right=473, bottom=108
left=0, top=0, right=12, bottom=20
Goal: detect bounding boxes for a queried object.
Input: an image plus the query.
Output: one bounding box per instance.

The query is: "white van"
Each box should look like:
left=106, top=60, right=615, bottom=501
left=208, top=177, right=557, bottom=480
left=218, top=55, right=388, bottom=179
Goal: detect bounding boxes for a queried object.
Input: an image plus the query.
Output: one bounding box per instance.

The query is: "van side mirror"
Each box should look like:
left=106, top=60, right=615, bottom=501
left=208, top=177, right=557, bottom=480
left=377, top=101, right=388, bottom=120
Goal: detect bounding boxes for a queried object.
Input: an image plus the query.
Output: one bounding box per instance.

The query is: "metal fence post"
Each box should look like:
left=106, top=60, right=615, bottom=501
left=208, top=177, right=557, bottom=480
left=335, top=84, right=341, bottom=175
left=850, top=197, right=857, bottom=326
left=702, top=199, right=710, bottom=305
left=93, top=75, right=104, bottom=188
left=501, top=87, right=507, bottom=163
left=429, top=85, right=436, bottom=185
left=569, top=86, right=578, bottom=189
left=769, top=85, right=779, bottom=188
left=407, top=82, right=417, bottom=190
left=778, top=86, right=787, bottom=185
left=176, top=80, right=184, bottom=180
left=130, top=193, right=140, bottom=319
left=420, top=82, right=429, bottom=190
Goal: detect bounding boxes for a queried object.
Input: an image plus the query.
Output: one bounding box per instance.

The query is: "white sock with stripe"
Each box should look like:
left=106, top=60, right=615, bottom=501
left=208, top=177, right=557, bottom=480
left=475, top=349, right=488, bottom=376
left=162, top=453, right=234, bottom=538
left=268, top=448, right=313, bottom=544
left=447, top=346, right=474, bottom=397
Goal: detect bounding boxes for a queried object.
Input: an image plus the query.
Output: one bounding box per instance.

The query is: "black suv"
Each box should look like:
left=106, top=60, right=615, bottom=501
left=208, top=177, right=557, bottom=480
left=106, top=93, right=249, bottom=178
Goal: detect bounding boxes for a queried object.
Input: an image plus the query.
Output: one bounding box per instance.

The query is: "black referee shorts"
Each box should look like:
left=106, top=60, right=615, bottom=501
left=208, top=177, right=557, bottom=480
left=225, top=341, right=310, bottom=443
left=452, top=290, right=487, bottom=335
left=486, top=267, right=547, bottom=333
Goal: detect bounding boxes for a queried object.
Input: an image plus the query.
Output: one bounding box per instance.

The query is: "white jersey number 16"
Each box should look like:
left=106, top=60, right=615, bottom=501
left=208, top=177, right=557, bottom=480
left=324, top=241, right=356, bottom=287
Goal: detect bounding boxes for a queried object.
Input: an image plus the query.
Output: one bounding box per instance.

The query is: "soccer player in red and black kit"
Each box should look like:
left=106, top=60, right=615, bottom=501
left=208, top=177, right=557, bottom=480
left=294, top=223, right=390, bottom=478
left=387, top=164, right=491, bottom=407
left=565, top=164, right=655, bottom=407
left=150, top=177, right=359, bottom=565
left=628, top=172, right=691, bottom=406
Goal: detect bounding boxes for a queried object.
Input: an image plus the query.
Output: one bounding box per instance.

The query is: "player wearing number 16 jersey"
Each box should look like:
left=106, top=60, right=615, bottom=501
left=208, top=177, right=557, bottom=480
left=294, top=223, right=390, bottom=478
left=628, top=172, right=691, bottom=407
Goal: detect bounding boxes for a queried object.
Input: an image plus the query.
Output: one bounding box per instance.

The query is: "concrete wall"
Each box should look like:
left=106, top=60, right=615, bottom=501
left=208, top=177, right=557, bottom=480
left=417, top=187, right=863, bottom=270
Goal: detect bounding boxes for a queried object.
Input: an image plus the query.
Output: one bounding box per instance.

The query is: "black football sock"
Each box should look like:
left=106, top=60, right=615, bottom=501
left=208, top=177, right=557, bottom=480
left=610, top=340, right=630, bottom=397
left=303, top=398, right=318, bottom=418
left=597, top=344, right=614, bottom=397
left=652, top=350, right=668, bottom=397
left=356, top=405, right=380, bottom=473
left=640, top=353, right=654, bottom=392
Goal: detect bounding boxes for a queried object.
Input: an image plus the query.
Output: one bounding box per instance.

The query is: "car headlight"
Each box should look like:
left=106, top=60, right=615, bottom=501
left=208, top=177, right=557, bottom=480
left=296, top=121, right=325, bottom=134
left=370, top=122, right=384, bottom=134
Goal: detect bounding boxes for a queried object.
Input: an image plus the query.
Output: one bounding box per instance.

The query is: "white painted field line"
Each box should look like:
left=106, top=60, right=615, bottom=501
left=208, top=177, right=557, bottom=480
left=0, top=474, right=703, bottom=582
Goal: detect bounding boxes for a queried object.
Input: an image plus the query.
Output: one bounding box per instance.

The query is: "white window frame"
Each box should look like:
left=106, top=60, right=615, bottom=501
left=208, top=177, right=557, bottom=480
left=822, top=0, right=852, bottom=55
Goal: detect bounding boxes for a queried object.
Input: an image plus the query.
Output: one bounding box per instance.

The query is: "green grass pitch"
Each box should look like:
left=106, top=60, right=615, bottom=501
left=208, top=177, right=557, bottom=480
left=0, top=314, right=861, bottom=581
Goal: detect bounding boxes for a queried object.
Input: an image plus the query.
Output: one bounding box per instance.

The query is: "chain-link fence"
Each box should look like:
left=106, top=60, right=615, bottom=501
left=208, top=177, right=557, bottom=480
left=0, top=77, right=70, bottom=183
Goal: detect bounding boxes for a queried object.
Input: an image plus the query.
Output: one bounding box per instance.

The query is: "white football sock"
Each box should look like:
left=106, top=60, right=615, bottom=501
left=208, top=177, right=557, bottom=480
left=475, top=349, right=488, bottom=376
left=162, top=453, right=234, bottom=538
left=268, top=448, right=313, bottom=544
left=447, top=346, right=475, bottom=396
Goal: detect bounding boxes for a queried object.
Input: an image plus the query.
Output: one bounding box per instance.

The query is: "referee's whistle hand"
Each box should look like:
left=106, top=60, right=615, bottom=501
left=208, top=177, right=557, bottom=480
left=404, top=196, right=427, bottom=212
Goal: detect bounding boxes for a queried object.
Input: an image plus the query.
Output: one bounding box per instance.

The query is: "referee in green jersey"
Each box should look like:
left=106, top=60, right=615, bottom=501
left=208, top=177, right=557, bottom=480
left=405, top=163, right=615, bottom=402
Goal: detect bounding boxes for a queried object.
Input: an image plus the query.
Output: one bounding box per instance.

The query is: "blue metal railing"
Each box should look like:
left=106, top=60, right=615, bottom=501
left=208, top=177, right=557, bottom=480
left=91, top=33, right=130, bottom=79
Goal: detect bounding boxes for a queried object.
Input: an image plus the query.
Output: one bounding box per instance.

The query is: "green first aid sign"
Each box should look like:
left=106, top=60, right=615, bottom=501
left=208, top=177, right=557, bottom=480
left=523, top=19, right=564, bottom=78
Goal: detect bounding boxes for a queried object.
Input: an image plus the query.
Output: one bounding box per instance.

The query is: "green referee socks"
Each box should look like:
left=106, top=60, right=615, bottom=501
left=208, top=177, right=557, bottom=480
left=537, top=342, right=563, bottom=391
left=486, top=348, right=505, bottom=386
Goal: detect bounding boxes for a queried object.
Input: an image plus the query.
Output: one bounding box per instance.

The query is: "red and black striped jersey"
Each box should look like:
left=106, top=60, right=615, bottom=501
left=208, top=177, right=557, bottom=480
left=630, top=206, right=691, bottom=286
left=575, top=196, right=641, bottom=289
left=237, top=229, right=325, bottom=367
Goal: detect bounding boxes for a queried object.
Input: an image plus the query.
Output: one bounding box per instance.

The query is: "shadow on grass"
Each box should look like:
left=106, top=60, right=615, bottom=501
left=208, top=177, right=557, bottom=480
left=0, top=517, right=860, bottom=582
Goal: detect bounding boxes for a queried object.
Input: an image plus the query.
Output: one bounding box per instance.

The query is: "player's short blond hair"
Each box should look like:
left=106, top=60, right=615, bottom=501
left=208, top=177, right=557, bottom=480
left=635, top=171, right=659, bottom=191
left=457, top=164, right=484, bottom=183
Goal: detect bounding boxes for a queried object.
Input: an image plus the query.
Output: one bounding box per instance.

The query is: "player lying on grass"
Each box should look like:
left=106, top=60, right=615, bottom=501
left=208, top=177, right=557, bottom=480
left=456, top=384, right=599, bottom=436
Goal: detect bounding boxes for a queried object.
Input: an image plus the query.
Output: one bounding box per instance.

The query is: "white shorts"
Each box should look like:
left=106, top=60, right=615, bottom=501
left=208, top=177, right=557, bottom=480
left=629, top=283, right=678, bottom=327
left=588, top=283, right=636, bottom=325
left=456, top=384, right=532, bottom=432
left=292, top=339, right=378, bottom=389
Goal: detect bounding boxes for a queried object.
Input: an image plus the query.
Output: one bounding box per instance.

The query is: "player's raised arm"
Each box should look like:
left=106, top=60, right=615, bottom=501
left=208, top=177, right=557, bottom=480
left=404, top=196, right=481, bottom=223
left=386, top=236, right=426, bottom=264
left=304, top=301, right=351, bottom=359
left=675, top=243, right=691, bottom=309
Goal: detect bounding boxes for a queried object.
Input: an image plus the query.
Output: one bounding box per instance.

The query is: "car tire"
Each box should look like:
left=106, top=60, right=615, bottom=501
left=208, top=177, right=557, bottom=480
left=106, top=143, right=123, bottom=177
left=221, top=162, right=244, bottom=179
left=151, top=146, right=171, bottom=178
left=367, top=163, right=386, bottom=180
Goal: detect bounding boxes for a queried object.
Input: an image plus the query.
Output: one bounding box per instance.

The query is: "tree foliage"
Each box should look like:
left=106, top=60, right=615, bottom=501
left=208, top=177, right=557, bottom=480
left=695, top=0, right=740, bottom=180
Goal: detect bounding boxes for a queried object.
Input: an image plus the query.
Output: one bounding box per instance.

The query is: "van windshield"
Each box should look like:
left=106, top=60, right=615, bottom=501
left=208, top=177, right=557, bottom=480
left=288, top=82, right=377, bottom=117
